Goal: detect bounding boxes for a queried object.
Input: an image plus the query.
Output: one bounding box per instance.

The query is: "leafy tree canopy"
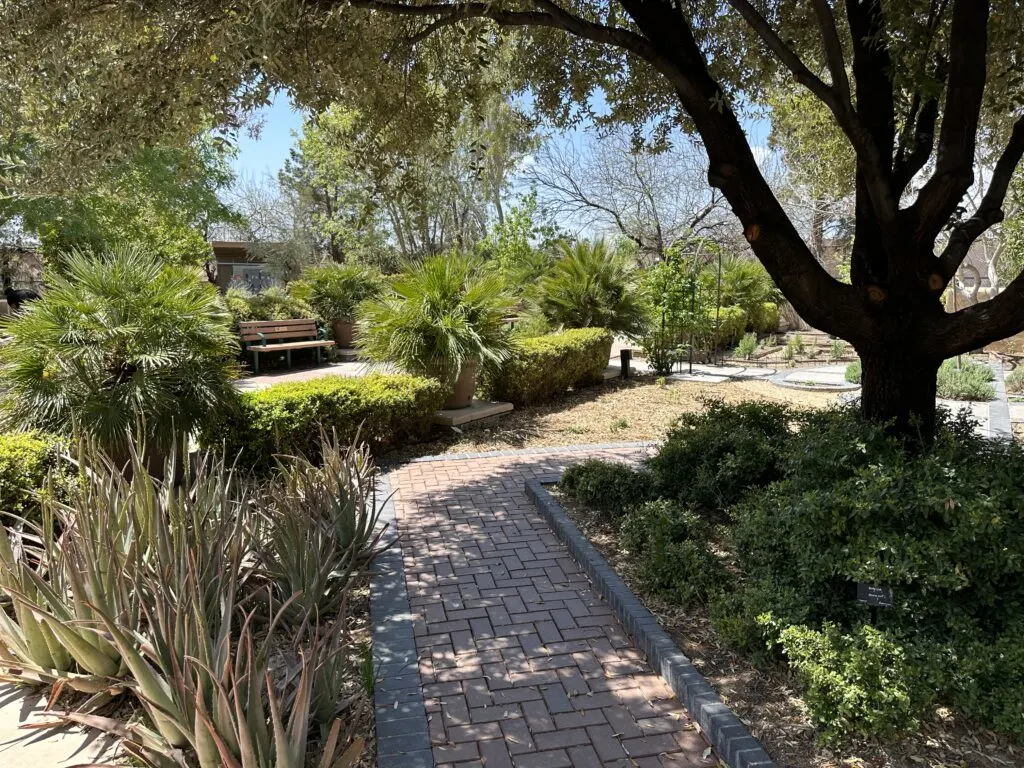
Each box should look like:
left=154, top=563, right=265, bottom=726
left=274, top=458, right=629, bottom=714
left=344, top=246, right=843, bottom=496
left=3, top=134, right=240, bottom=267
left=4, top=0, right=1024, bottom=438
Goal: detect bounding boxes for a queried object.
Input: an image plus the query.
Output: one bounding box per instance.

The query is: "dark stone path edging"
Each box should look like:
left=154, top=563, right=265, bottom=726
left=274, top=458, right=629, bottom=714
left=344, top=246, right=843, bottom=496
left=370, top=474, right=433, bottom=768
left=526, top=478, right=777, bottom=768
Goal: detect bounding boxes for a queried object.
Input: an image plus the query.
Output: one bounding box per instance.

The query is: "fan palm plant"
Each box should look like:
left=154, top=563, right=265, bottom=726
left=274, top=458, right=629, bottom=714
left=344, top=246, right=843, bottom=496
left=290, top=263, right=385, bottom=346
left=537, top=240, right=648, bottom=337
left=356, top=253, right=516, bottom=407
left=0, top=244, right=239, bottom=465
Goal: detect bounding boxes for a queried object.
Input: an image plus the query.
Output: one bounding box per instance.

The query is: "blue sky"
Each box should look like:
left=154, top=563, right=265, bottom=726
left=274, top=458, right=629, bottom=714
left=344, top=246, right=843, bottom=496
left=231, top=92, right=306, bottom=180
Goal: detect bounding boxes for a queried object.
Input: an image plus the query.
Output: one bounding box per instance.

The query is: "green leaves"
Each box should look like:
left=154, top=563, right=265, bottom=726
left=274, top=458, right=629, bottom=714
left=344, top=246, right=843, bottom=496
left=356, top=252, right=517, bottom=382
left=537, top=239, right=648, bottom=338
left=0, top=245, right=240, bottom=458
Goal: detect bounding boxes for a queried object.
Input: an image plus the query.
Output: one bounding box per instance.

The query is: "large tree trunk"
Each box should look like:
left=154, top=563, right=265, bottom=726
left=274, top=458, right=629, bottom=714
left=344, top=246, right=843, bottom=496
left=859, top=351, right=941, bottom=443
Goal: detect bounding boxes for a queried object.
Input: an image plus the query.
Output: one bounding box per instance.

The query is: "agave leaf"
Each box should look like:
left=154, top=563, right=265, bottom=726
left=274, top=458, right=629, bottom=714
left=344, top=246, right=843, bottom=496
left=90, top=609, right=190, bottom=748
left=20, top=604, right=121, bottom=677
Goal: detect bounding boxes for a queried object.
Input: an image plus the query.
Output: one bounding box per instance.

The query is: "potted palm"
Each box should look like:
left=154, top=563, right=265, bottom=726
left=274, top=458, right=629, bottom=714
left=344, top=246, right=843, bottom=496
left=291, top=263, right=384, bottom=347
left=357, top=253, right=516, bottom=409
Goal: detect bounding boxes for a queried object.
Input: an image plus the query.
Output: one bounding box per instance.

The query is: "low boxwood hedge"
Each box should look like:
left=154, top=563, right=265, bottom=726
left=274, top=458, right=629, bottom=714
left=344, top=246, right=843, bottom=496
left=0, top=431, right=68, bottom=522
left=482, top=328, right=613, bottom=406
left=202, top=374, right=445, bottom=468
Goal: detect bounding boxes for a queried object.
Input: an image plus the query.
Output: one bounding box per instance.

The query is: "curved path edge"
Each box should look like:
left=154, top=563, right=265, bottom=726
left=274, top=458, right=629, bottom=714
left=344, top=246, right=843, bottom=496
left=525, top=479, right=776, bottom=768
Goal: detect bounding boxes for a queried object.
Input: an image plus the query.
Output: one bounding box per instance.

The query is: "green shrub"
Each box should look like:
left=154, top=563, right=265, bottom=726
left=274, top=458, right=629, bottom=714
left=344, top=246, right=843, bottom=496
left=950, top=622, right=1024, bottom=737
left=936, top=357, right=995, bottom=401
left=226, top=286, right=319, bottom=330
left=771, top=621, right=935, bottom=741
left=786, top=333, right=806, bottom=357
left=640, top=332, right=683, bottom=376
left=621, top=499, right=708, bottom=552
left=620, top=499, right=725, bottom=605
left=0, top=245, right=239, bottom=459
left=482, top=328, right=613, bottom=406
left=709, top=305, right=747, bottom=347
left=1006, top=366, right=1024, bottom=394
left=736, top=332, right=758, bottom=360
left=201, top=374, right=445, bottom=469
left=749, top=301, right=780, bottom=334
left=844, top=360, right=861, bottom=383
left=0, top=432, right=67, bottom=521
left=538, top=239, right=648, bottom=336
left=724, top=407, right=1024, bottom=736
left=719, top=258, right=783, bottom=319
left=357, top=253, right=516, bottom=384
left=829, top=339, right=847, bottom=360
left=559, top=459, right=654, bottom=519
left=647, top=400, right=799, bottom=511
left=289, top=262, right=384, bottom=321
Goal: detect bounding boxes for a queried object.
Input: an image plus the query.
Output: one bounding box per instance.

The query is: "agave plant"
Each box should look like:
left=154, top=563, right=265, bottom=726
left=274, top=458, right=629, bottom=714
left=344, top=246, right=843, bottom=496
left=537, top=239, right=648, bottom=337
left=257, top=431, right=390, bottom=631
left=0, top=244, right=240, bottom=464
left=0, top=444, right=144, bottom=699
left=356, top=253, right=516, bottom=384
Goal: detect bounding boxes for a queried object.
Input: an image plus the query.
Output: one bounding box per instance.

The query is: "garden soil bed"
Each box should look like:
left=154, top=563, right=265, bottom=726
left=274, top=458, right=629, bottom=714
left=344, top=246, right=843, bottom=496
left=553, top=492, right=1019, bottom=768
left=387, top=374, right=838, bottom=460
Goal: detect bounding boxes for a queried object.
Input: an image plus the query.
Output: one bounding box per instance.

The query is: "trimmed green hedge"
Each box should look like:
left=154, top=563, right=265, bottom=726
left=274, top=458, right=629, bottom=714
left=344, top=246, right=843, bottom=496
left=482, top=328, right=613, bottom=406
left=0, top=432, right=67, bottom=522
left=202, top=374, right=445, bottom=468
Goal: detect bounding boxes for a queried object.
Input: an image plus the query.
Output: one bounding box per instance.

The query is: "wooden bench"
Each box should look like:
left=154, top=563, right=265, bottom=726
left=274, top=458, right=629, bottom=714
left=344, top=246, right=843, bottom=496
left=239, top=319, right=335, bottom=374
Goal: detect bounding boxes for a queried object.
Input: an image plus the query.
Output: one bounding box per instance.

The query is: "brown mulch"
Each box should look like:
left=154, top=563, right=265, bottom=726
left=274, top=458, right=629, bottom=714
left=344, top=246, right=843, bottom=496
left=555, top=494, right=1020, bottom=768
left=386, top=374, right=839, bottom=461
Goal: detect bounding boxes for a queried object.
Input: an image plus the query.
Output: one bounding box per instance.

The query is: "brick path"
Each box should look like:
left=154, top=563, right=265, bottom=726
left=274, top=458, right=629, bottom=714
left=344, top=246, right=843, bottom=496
left=386, top=448, right=711, bottom=768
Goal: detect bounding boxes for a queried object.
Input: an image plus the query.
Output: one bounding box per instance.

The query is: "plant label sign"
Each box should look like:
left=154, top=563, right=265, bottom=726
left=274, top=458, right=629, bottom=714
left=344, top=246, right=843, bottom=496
left=857, top=583, right=893, bottom=608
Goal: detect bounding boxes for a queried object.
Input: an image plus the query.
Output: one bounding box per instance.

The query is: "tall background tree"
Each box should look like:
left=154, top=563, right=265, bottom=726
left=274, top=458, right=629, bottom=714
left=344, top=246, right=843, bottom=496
left=528, top=126, right=736, bottom=260
left=3, top=0, right=1024, bottom=438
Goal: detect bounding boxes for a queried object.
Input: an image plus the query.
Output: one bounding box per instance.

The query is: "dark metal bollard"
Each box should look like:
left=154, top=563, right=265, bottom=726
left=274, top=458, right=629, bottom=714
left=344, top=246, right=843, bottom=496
left=620, top=348, right=632, bottom=379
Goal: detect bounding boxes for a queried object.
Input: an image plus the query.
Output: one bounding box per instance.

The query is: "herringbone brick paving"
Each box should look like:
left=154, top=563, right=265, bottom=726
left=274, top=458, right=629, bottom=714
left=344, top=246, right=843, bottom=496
left=388, top=448, right=711, bottom=768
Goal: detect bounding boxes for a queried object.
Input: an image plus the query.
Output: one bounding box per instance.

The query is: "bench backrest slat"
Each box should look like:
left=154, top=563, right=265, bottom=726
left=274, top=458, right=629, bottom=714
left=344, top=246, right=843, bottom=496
left=239, top=319, right=318, bottom=343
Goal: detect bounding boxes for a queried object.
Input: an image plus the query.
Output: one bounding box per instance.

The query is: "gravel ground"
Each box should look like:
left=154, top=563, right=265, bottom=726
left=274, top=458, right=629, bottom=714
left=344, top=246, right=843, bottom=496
left=387, top=373, right=839, bottom=460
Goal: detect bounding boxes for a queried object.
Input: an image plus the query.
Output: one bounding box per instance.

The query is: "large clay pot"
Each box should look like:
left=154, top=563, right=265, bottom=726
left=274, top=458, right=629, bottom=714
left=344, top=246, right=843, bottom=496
left=444, top=360, right=478, bottom=410
left=331, top=317, right=356, bottom=347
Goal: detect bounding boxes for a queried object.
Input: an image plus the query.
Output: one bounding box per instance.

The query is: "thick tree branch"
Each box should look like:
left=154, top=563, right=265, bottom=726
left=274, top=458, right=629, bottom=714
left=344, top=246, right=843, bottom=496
left=892, top=91, right=940, bottom=190
left=727, top=0, right=898, bottom=222
left=348, top=0, right=658, bottom=62
left=616, top=0, right=863, bottom=338
left=812, top=0, right=852, bottom=109
left=937, top=115, right=1024, bottom=281
left=910, top=0, right=991, bottom=244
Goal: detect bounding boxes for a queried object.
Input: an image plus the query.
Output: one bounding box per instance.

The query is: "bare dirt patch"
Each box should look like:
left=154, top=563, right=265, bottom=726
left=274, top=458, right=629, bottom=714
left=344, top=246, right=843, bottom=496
left=554, top=494, right=1019, bottom=768
left=387, top=374, right=838, bottom=460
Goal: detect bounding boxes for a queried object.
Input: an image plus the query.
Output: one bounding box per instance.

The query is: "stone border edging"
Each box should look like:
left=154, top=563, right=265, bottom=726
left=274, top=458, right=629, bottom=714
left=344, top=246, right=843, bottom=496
left=768, top=368, right=861, bottom=393
left=525, top=478, right=777, bottom=768
left=989, top=360, right=1012, bottom=440
left=370, top=473, right=433, bottom=768
left=398, top=440, right=657, bottom=464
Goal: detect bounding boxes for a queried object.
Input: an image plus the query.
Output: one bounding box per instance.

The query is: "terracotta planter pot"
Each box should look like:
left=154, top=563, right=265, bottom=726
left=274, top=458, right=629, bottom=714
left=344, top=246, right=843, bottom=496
left=444, top=361, right=478, bottom=410
left=331, top=317, right=356, bottom=347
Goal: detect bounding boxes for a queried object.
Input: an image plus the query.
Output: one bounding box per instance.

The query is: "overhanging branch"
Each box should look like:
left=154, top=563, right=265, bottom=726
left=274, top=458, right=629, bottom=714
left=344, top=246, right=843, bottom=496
left=937, top=115, right=1024, bottom=282
left=909, top=0, right=991, bottom=244
left=725, top=0, right=898, bottom=223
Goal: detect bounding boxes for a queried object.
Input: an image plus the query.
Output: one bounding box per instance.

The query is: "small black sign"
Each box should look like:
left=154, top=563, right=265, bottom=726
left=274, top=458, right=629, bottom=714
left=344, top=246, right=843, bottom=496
left=857, top=583, right=894, bottom=607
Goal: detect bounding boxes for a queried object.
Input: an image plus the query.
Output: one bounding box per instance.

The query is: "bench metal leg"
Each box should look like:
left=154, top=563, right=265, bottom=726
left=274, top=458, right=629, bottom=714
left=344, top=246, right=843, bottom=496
left=316, top=347, right=321, bottom=366
left=251, top=351, right=259, bottom=374
left=286, top=350, right=292, bottom=369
